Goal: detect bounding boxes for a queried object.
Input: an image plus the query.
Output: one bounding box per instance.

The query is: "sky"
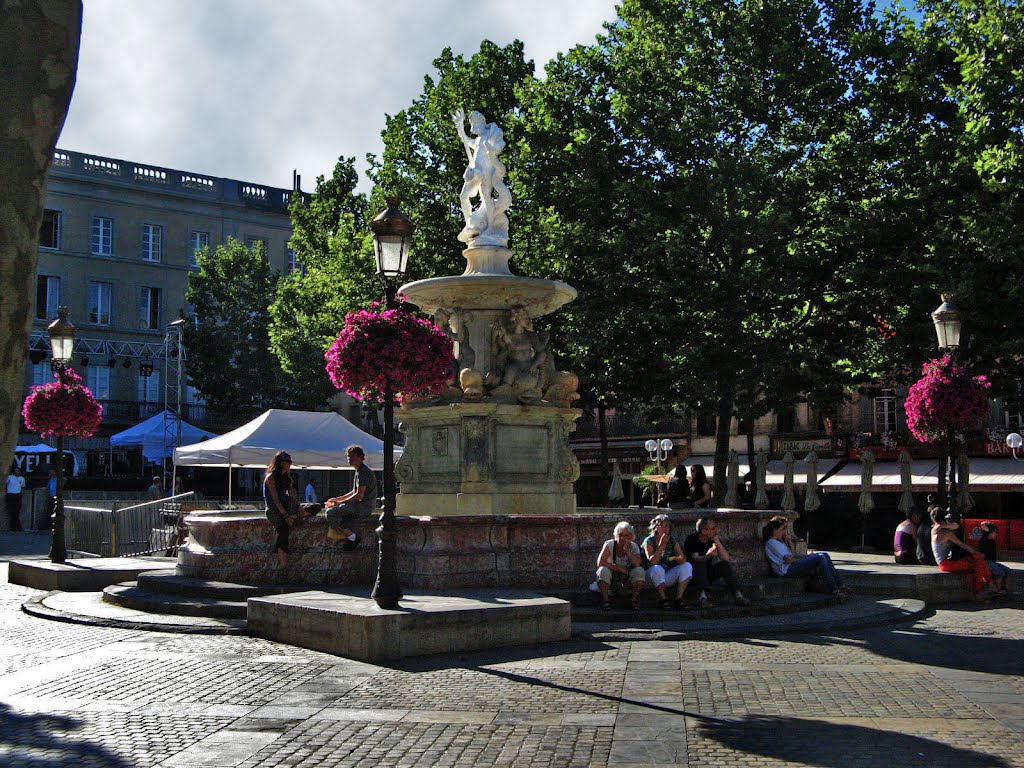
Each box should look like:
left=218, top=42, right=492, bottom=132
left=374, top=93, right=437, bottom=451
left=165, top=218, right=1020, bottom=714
left=57, top=0, right=620, bottom=193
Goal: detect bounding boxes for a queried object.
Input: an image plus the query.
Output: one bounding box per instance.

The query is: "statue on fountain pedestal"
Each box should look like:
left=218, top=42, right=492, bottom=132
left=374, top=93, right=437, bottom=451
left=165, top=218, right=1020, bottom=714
left=453, top=109, right=511, bottom=248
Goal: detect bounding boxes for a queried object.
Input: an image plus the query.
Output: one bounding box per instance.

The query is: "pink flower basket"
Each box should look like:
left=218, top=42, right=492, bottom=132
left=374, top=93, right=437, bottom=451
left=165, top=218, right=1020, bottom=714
left=904, top=355, right=990, bottom=445
left=325, top=304, right=455, bottom=404
left=22, top=367, right=103, bottom=438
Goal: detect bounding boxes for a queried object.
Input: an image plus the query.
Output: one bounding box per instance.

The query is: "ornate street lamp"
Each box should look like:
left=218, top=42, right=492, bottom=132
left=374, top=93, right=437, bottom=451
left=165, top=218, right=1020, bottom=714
left=46, top=307, right=76, bottom=562
left=931, top=293, right=962, bottom=351
left=368, top=198, right=414, bottom=610
left=645, top=438, right=674, bottom=474
left=932, top=294, right=962, bottom=516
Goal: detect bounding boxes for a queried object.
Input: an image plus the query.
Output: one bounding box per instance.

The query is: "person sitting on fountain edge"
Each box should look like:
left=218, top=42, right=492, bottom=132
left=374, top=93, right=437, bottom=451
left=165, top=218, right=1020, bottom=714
left=325, top=445, right=376, bottom=551
left=683, top=518, right=752, bottom=608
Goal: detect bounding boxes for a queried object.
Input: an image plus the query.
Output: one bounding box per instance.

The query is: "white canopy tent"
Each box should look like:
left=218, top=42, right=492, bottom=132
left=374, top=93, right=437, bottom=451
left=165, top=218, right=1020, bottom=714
left=172, top=409, right=401, bottom=505
left=110, top=409, right=218, bottom=463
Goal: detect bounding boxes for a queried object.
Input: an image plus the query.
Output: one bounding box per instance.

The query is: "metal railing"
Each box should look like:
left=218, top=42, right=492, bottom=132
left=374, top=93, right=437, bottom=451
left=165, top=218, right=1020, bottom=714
left=65, top=492, right=196, bottom=557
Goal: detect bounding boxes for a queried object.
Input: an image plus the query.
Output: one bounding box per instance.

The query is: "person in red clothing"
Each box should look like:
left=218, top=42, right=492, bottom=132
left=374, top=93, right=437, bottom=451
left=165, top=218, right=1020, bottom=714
left=930, top=506, right=993, bottom=602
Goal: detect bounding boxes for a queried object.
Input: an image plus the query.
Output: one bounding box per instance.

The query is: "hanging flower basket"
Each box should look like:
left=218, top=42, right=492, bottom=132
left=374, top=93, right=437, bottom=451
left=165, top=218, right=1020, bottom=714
left=325, top=304, right=455, bottom=404
left=22, top=367, right=103, bottom=437
left=904, top=355, right=990, bottom=445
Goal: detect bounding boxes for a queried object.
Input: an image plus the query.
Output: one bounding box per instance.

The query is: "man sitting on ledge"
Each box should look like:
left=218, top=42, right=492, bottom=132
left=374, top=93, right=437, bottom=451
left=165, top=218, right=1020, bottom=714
left=683, top=518, right=751, bottom=608
left=325, top=445, right=376, bottom=551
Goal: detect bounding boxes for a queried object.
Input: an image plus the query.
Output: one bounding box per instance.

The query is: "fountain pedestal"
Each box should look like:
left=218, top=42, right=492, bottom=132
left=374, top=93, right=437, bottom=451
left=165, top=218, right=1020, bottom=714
left=395, top=401, right=580, bottom=517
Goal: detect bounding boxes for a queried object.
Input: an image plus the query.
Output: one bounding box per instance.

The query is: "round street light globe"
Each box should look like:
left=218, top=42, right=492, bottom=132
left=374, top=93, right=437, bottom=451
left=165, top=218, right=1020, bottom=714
left=659, top=438, right=674, bottom=452
left=1006, top=433, right=1023, bottom=450
left=645, top=439, right=658, bottom=452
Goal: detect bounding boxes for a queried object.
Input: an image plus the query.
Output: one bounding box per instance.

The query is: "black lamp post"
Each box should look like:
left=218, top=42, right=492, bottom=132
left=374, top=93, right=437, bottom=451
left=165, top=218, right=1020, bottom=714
left=368, top=198, right=414, bottom=610
left=47, top=306, right=76, bottom=563
left=931, top=293, right=962, bottom=516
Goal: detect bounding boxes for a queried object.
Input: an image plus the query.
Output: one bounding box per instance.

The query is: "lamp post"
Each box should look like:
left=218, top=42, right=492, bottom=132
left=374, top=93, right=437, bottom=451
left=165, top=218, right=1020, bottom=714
left=47, top=306, right=76, bottom=563
left=645, top=438, right=674, bottom=474
left=931, top=293, right=962, bottom=516
left=368, top=198, right=414, bottom=610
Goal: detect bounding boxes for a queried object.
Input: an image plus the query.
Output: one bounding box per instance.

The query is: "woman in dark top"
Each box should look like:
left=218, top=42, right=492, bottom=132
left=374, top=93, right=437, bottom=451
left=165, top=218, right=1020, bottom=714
left=689, top=464, right=712, bottom=508
left=893, top=510, right=921, bottom=564
left=264, top=450, right=300, bottom=570
left=978, top=522, right=1010, bottom=596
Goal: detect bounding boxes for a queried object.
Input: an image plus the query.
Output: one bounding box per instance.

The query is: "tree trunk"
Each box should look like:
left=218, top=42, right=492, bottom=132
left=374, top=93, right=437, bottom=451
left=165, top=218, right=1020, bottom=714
left=0, top=1, right=82, bottom=476
left=712, top=378, right=737, bottom=501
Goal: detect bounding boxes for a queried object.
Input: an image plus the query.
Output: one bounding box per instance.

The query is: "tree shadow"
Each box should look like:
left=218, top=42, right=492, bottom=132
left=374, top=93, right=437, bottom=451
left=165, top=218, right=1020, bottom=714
left=0, top=703, right=131, bottom=767
left=694, top=713, right=1010, bottom=767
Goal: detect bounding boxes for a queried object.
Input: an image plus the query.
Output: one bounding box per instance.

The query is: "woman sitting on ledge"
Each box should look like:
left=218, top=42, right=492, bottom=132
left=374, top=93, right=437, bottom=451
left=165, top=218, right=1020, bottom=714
left=763, top=518, right=849, bottom=598
left=641, top=514, right=693, bottom=609
left=595, top=521, right=646, bottom=611
left=930, top=506, right=993, bottom=602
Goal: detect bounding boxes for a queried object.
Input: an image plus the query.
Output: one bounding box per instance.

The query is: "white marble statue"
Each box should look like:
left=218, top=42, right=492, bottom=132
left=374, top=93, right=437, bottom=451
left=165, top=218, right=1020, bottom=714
left=453, top=108, right=511, bottom=248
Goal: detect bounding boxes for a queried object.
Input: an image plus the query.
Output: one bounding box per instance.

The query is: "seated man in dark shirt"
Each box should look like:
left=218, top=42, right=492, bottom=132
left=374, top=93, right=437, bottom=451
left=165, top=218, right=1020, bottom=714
left=682, top=518, right=751, bottom=609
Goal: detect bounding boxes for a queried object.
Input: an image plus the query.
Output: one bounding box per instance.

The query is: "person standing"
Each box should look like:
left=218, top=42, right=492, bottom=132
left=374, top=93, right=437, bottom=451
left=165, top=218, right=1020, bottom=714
left=304, top=478, right=318, bottom=504
left=325, top=446, right=376, bottom=551
left=689, top=464, right=713, bottom=508
left=146, top=476, right=163, bottom=501
left=5, top=466, right=26, bottom=531
left=44, top=468, right=57, bottom=532
left=683, top=518, right=752, bottom=608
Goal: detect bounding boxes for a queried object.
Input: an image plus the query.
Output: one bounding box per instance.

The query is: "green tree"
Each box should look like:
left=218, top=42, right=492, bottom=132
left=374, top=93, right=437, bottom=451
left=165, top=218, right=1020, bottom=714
left=863, top=1, right=1024, bottom=400
left=185, top=238, right=295, bottom=423
left=602, top=0, right=891, bottom=495
left=269, top=157, right=371, bottom=406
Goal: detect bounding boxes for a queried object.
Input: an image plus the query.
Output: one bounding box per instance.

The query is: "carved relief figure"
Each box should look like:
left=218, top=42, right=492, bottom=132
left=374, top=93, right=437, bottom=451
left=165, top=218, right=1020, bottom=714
left=453, top=109, right=511, bottom=248
left=490, top=308, right=552, bottom=403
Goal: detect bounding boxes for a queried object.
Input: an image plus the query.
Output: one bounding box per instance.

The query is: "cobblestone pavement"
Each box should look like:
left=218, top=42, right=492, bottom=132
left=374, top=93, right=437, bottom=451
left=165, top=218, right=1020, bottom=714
left=1, top=549, right=1021, bottom=767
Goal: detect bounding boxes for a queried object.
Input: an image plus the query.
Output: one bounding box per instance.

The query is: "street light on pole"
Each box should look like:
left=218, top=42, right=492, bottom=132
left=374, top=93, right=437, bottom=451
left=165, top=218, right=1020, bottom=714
left=47, top=306, right=76, bottom=563
left=931, top=293, right=962, bottom=516
left=368, top=198, right=414, bottom=610
left=645, top=438, right=674, bottom=474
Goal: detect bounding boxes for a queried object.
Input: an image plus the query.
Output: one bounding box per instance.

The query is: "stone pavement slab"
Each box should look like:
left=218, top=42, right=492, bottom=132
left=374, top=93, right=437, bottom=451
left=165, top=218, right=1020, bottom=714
left=2, top=544, right=1022, bottom=768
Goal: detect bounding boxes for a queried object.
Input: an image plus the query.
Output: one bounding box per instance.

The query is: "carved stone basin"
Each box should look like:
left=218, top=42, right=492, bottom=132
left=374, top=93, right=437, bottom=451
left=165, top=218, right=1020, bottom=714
left=400, top=273, right=576, bottom=318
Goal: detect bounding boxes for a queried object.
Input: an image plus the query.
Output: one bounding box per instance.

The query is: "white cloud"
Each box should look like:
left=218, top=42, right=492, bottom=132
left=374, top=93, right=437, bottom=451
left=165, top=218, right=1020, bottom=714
left=60, top=0, right=618, bottom=190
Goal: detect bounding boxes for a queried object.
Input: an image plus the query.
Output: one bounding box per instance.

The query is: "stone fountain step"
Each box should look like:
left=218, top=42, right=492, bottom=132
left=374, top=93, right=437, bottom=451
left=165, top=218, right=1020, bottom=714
left=570, top=590, right=839, bottom=623
left=102, top=582, right=248, bottom=619
left=135, top=569, right=280, bottom=600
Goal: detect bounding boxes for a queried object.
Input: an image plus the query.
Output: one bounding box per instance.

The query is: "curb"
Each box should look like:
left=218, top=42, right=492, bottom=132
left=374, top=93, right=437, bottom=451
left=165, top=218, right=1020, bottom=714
left=572, top=595, right=929, bottom=641
left=22, top=592, right=246, bottom=635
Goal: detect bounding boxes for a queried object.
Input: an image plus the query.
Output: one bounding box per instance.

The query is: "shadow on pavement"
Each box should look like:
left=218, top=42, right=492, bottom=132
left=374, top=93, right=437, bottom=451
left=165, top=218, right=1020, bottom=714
left=0, top=703, right=132, bottom=767
left=693, top=713, right=1010, bottom=767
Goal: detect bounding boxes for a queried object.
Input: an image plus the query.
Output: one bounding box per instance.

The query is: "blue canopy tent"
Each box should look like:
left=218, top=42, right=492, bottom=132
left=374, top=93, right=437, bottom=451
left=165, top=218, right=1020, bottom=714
left=110, top=409, right=217, bottom=463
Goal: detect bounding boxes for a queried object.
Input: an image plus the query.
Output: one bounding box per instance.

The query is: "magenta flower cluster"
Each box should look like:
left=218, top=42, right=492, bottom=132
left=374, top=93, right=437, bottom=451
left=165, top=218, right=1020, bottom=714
left=325, top=304, right=455, bottom=404
left=22, top=367, right=104, bottom=438
left=904, top=355, right=990, bottom=445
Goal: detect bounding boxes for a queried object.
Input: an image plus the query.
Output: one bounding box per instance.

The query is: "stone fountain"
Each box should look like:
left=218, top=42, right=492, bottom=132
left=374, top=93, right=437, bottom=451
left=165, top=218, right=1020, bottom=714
left=394, top=109, right=582, bottom=517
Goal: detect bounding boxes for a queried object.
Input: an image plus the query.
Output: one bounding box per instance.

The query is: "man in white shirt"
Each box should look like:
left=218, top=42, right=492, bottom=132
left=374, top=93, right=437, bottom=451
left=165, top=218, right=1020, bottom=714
left=304, top=478, right=318, bottom=504
left=6, top=466, right=26, bottom=531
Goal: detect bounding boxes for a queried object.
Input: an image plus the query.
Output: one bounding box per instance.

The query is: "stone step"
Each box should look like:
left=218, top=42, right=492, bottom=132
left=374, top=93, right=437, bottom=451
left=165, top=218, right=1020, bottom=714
left=547, top=576, right=805, bottom=608
left=102, top=582, right=248, bottom=619
left=136, top=570, right=281, bottom=600
left=571, top=591, right=839, bottom=623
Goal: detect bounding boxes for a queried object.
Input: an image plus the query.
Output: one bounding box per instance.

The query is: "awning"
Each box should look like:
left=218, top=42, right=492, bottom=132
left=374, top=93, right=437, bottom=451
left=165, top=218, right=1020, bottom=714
left=819, top=457, right=1024, bottom=493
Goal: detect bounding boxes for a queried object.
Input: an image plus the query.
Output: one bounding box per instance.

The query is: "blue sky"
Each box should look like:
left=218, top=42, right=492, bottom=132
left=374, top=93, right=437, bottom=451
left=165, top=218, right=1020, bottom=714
left=58, top=0, right=619, bottom=192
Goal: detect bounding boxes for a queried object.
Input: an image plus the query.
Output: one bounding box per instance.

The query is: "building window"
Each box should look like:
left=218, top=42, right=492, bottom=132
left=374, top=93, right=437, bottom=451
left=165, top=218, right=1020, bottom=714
left=88, top=281, right=112, bottom=325
left=245, top=236, right=266, bottom=253
left=286, top=248, right=304, bottom=275
left=137, top=369, right=161, bottom=403
left=696, top=411, right=717, bottom=437
left=35, top=275, right=61, bottom=320
left=40, top=209, right=61, bottom=249
left=139, top=287, right=161, bottom=329
left=1006, top=409, right=1023, bottom=432
left=874, top=388, right=899, bottom=434
left=141, top=224, right=163, bottom=262
left=32, top=362, right=51, bottom=386
left=776, top=406, right=797, bottom=433
left=91, top=216, right=113, bottom=256
left=190, top=230, right=210, bottom=267
left=87, top=366, right=110, bottom=400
